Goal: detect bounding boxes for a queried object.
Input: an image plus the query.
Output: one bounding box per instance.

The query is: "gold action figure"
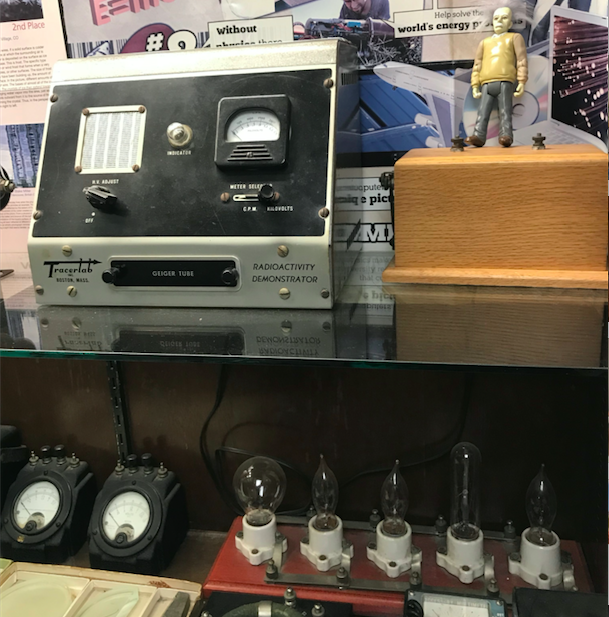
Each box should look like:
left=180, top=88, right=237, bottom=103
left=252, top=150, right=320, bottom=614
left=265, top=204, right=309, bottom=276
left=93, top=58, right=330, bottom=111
left=466, top=7, right=528, bottom=147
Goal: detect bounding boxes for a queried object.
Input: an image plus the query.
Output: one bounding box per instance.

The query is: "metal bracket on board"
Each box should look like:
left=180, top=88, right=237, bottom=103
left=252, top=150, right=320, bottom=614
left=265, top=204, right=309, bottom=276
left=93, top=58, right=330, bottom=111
left=262, top=515, right=582, bottom=605
left=106, top=361, right=132, bottom=461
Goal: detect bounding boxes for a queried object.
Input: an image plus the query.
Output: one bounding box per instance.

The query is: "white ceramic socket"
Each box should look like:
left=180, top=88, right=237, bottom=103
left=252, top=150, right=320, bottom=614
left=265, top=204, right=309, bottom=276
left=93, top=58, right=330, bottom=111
left=508, top=528, right=562, bottom=589
left=436, top=527, right=486, bottom=584
left=235, top=514, right=287, bottom=566
left=367, top=521, right=422, bottom=578
left=300, top=515, right=353, bottom=571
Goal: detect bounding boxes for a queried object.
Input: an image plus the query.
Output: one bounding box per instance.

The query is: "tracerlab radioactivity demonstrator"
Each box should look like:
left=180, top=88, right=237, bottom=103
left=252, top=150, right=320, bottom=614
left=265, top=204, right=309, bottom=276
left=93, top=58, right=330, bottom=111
left=28, top=40, right=361, bottom=309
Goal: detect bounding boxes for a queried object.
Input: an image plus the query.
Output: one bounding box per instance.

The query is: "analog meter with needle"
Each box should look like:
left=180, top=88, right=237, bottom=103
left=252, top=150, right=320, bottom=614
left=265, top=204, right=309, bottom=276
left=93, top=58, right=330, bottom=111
left=13, top=481, right=61, bottom=532
left=89, top=454, right=188, bottom=575
left=102, top=491, right=151, bottom=544
left=215, top=95, right=290, bottom=168
left=0, top=445, right=96, bottom=563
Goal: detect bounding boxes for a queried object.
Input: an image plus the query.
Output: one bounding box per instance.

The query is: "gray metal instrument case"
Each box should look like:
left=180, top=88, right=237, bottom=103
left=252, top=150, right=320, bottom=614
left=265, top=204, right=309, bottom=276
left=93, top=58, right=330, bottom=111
left=28, top=40, right=361, bottom=309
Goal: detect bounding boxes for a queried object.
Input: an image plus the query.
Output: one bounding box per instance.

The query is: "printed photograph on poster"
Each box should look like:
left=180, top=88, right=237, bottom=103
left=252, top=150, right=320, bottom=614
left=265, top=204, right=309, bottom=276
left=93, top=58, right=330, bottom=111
left=0, top=0, right=43, bottom=23
left=0, top=124, right=43, bottom=190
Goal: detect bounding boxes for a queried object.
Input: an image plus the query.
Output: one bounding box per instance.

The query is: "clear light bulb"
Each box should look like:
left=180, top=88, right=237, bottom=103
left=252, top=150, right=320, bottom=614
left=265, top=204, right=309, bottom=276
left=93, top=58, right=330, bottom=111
left=381, top=460, right=409, bottom=536
left=233, top=457, right=286, bottom=527
left=525, top=464, right=557, bottom=547
left=312, top=455, right=339, bottom=531
left=450, top=442, right=481, bottom=541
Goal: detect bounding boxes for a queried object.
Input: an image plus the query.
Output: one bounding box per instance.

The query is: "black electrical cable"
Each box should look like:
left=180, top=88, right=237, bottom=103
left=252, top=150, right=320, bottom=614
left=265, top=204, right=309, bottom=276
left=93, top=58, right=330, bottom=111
left=339, top=372, right=474, bottom=490
left=201, top=370, right=473, bottom=515
left=199, top=366, right=311, bottom=515
left=198, top=364, right=242, bottom=514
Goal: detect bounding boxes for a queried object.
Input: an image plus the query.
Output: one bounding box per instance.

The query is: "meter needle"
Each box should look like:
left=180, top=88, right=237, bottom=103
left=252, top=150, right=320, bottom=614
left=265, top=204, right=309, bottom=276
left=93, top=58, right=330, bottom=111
left=109, top=512, right=121, bottom=528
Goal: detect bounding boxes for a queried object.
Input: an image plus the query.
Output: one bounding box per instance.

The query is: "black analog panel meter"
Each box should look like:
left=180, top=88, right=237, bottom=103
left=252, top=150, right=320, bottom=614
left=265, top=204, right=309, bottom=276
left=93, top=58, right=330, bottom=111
left=215, top=95, right=290, bottom=167
left=89, top=454, right=188, bottom=575
left=0, top=445, right=96, bottom=563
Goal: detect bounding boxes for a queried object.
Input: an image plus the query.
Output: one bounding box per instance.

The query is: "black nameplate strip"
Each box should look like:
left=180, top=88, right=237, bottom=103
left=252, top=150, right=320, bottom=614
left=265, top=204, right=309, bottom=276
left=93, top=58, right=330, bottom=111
left=109, top=260, right=237, bottom=287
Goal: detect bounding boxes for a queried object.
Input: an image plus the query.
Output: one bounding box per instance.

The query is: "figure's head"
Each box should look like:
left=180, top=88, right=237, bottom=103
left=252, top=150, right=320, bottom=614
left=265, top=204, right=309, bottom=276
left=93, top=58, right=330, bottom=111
left=493, top=7, right=512, bottom=34
left=343, top=0, right=368, bottom=16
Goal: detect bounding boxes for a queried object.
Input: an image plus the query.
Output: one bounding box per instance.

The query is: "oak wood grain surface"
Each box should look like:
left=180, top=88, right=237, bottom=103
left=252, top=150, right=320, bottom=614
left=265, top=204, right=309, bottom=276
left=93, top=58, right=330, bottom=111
left=392, top=145, right=607, bottom=278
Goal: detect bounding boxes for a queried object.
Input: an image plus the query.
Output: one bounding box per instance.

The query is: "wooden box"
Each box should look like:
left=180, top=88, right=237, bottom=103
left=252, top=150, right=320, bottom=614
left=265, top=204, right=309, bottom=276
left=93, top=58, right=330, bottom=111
left=383, top=144, right=608, bottom=289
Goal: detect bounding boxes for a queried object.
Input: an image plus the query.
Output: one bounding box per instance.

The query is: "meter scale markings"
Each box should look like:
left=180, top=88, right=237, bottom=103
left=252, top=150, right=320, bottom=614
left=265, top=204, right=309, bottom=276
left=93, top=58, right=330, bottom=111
left=102, top=491, right=151, bottom=543
left=423, top=595, right=491, bottom=617
left=227, top=110, right=281, bottom=143
left=13, top=481, right=61, bottom=531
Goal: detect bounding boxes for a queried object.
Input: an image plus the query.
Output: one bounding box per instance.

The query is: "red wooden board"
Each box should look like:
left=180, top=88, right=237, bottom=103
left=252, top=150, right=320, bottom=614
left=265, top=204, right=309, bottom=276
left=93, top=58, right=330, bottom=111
left=203, top=518, right=593, bottom=616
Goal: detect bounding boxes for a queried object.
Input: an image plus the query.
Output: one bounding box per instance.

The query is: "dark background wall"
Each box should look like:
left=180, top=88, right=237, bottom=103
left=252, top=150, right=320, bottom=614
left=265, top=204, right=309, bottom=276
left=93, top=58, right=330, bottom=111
left=1, top=358, right=606, bottom=589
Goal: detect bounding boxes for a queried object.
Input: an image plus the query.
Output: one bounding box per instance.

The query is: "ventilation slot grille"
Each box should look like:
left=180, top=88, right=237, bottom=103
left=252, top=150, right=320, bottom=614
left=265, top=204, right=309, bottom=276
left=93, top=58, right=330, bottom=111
left=341, top=72, right=359, bottom=86
left=228, top=144, right=273, bottom=162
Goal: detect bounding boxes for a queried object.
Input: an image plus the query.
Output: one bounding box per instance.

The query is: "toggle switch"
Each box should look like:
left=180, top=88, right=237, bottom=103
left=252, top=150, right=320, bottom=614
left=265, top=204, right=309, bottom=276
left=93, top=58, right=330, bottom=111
left=257, top=184, right=275, bottom=204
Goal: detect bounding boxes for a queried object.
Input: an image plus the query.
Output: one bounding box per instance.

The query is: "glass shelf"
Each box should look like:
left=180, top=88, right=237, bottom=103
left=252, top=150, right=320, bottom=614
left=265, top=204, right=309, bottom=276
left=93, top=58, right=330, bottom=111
left=1, top=252, right=606, bottom=371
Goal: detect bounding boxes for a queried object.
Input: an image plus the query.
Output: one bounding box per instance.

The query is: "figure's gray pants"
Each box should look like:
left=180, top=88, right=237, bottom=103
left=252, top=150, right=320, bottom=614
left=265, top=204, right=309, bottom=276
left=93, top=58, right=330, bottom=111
left=473, top=80, right=515, bottom=143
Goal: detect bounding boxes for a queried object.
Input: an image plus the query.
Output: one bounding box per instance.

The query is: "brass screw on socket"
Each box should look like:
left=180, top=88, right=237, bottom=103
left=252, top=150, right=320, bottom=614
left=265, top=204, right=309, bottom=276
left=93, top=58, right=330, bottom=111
left=33, top=210, right=42, bottom=220
left=132, top=164, right=140, bottom=172
left=220, top=192, right=230, bottom=203
left=138, top=106, right=146, bottom=113
left=277, top=245, right=289, bottom=258
left=50, top=93, right=58, bottom=103
left=67, top=286, right=77, bottom=297
left=35, top=285, right=44, bottom=295
left=82, top=108, right=90, bottom=116
left=62, top=245, right=72, bottom=256
left=323, top=78, right=334, bottom=88
left=319, top=207, right=330, bottom=219
left=320, top=289, right=330, bottom=299
left=279, top=288, right=291, bottom=300
left=74, top=166, right=82, bottom=173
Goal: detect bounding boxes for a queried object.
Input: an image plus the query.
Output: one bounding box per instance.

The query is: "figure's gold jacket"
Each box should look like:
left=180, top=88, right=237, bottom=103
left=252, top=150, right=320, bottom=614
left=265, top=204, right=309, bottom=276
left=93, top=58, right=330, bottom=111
left=471, top=32, right=528, bottom=88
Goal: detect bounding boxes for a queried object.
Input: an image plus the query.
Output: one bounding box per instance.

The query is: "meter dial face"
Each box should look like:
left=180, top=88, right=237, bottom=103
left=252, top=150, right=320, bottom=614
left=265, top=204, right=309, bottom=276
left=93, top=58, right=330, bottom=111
left=226, top=109, right=281, bottom=142
left=13, top=481, right=61, bottom=532
left=102, top=491, right=151, bottom=544
left=423, top=597, right=490, bottom=617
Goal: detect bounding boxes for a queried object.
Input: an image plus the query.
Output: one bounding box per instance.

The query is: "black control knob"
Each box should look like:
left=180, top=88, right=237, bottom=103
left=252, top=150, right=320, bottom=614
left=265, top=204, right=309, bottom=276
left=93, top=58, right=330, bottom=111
left=141, top=453, right=154, bottom=473
left=257, top=184, right=275, bottom=204
left=221, top=267, right=239, bottom=286
left=53, top=444, right=66, bottom=461
left=102, top=267, right=122, bottom=284
left=41, top=445, right=52, bottom=463
left=126, top=454, right=139, bottom=471
left=84, top=185, right=117, bottom=209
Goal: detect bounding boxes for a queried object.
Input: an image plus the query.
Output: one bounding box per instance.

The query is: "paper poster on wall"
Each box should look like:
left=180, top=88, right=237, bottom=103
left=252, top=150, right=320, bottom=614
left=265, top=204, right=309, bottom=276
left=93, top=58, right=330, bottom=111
left=61, top=0, right=533, bottom=62
left=0, top=0, right=66, bottom=261
left=16, top=0, right=609, bottom=254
